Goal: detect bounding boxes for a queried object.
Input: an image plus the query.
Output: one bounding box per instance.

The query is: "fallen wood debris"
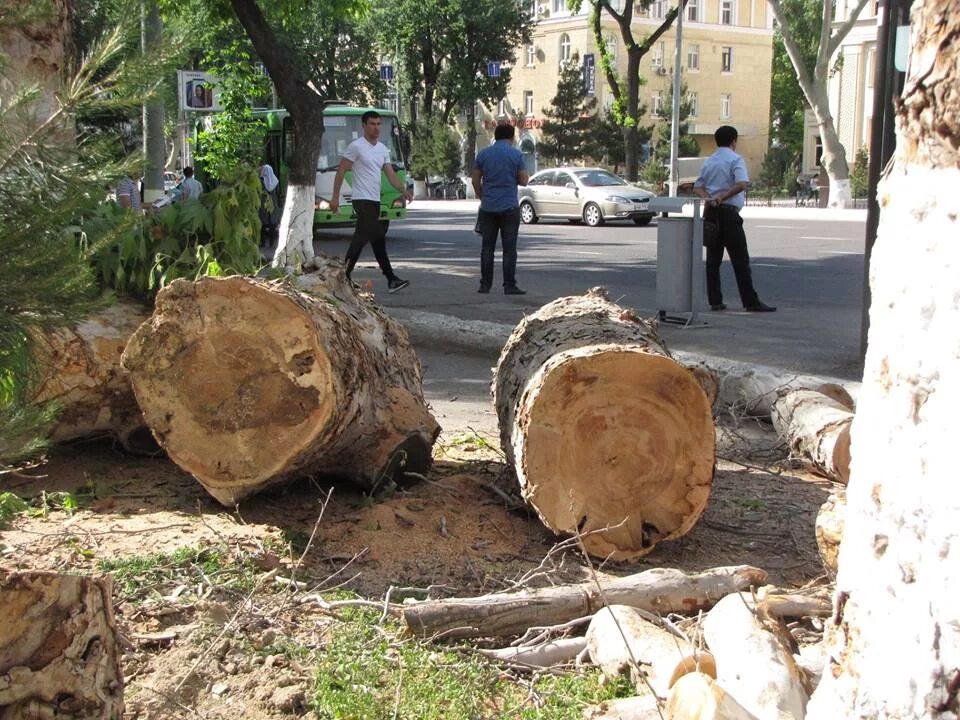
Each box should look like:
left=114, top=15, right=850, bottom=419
left=815, top=490, right=845, bottom=577
left=666, top=672, right=759, bottom=720
left=475, top=637, right=587, bottom=671
left=772, top=388, right=853, bottom=483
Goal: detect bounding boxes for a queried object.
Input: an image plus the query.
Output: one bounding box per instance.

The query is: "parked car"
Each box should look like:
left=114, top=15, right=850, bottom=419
left=518, top=167, right=656, bottom=227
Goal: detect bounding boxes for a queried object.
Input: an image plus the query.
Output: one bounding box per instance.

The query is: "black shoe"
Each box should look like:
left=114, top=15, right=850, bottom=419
left=710, top=303, right=727, bottom=311
left=478, top=285, right=491, bottom=294
left=388, top=278, right=410, bottom=293
left=745, top=301, right=777, bottom=312
left=503, top=285, right=527, bottom=295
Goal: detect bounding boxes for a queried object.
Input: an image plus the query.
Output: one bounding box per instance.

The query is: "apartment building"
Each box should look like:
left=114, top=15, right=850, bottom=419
left=474, top=0, right=775, bottom=177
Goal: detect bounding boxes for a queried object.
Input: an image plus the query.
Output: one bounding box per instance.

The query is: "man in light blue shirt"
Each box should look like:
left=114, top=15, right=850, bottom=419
left=472, top=124, right=529, bottom=295
left=694, top=126, right=776, bottom=312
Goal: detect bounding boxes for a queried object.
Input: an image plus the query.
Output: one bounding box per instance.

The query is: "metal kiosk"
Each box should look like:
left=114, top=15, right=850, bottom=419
left=649, top=196, right=708, bottom=327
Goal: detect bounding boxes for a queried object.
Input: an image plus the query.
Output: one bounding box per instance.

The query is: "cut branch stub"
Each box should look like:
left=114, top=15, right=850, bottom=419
left=121, top=272, right=439, bottom=505
left=494, top=289, right=715, bottom=560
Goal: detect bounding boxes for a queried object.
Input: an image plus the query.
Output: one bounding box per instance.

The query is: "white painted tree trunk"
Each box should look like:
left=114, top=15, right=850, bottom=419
left=271, top=183, right=316, bottom=271
left=807, top=3, right=960, bottom=716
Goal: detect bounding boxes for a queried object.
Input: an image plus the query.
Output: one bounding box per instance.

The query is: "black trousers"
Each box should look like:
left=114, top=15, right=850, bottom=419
left=345, top=200, right=395, bottom=279
left=704, top=204, right=760, bottom=308
left=478, top=207, right=520, bottom=288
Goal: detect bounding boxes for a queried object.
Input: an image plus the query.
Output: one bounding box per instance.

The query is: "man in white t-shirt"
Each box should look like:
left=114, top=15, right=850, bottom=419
left=179, top=166, right=203, bottom=202
left=330, top=111, right=414, bottom=292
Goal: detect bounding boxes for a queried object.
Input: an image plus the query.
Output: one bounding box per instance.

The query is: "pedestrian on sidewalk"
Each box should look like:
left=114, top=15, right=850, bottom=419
left=179, top=167, right=203, bottom=203
left=471, top=123, right=530, bottom=295
left=694, top=125, right=776, bottom=312
left=331, top=110, right=414, bottom=293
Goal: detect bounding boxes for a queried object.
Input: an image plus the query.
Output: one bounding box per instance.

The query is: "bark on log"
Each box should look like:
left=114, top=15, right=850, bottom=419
left=666, top=672, right=759, bottom=720
left=120, top=272, right=440, bottom=505
left=772, top=389, right=853, bottom=483
left=402, top=565, right=767, bottom=640
left=0, top=571, right=123, bottom=718
left=493, top=288, right=716, bottom=560
left=477, top=637, right=586, bottom=670
left=583, top=694, right=662, bottom=720
left=31, top=302, right=155, bottom=452
left=815, top=490, right=844, bottom=578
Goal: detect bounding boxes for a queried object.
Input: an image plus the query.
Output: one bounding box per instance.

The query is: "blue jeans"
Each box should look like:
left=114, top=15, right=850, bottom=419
left=478, top=207, right=520, bottom=288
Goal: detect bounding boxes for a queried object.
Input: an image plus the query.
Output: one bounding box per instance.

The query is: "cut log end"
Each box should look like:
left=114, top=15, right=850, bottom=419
left=520, top=348, right=715, bottom=560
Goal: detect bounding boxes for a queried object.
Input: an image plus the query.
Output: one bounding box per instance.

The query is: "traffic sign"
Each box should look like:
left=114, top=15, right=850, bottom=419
left=486, top=61, right=501, bottom=78
left=380, top=64, right=394, bottom=81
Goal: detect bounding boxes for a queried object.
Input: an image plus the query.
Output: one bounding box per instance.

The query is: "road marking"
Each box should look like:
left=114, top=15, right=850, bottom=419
left=572, top=251, right=602, bottom=255
left=799, top=236, right=845, bottom=240
left=752, top=263, right=782, bottom=268
left=755, top=225, right=794, bottom=229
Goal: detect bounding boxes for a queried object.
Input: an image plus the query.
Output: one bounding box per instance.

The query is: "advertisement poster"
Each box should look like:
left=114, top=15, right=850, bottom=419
left=177, top=70, right=223, bottom=112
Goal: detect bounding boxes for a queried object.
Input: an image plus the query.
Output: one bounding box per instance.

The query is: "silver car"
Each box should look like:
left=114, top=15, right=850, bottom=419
left=518, top=167, right=656, bottom=227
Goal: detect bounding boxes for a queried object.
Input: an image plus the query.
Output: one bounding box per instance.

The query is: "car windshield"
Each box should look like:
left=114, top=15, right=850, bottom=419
left=574, top=170, right=627, bottom=187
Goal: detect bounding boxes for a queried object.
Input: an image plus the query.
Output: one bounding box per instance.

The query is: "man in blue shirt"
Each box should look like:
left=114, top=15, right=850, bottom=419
left=694, top=125, right=776, bottom=312
left=471, top=124, right=529, bottom=294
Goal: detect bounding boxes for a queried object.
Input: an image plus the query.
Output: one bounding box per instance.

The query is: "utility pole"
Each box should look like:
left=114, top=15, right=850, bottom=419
left=668, top=0, right=683, bottom=197
left=142, top=0, right=165, bottom=204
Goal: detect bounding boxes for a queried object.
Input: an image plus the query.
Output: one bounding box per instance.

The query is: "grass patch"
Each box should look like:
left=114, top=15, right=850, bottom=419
left=312, top=604, right=634, bottom=719
left=0, top=491, right=28, bottom=528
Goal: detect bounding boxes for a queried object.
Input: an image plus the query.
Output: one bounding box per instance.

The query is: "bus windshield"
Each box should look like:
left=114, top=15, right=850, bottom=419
left=317, top=114, right=404, bottom=171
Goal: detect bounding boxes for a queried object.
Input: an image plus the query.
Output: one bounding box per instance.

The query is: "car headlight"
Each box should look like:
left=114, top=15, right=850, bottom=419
left=605, top=195, right=630, bottom=203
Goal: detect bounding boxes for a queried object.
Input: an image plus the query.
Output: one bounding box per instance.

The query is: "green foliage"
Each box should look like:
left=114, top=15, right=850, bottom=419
left=0, top=492, right=29, bottom=528
left=652, top=79, right=699, bottom=164
left=540, top=56, right=598, bottom=166
left=408, top=119, right=462, bottom=180
left=754, top=146, right=793, bottom=198
left=850, top=146, right=869, bottom=197
left=586, top=106, right=627, bottom=173
left=195, top=93, right=269, bottom=180
left=87, top=168, right=263, bottom=301
left=312, top=603, right=636, bottom=718
left=638, top=158, right=669, bottom=192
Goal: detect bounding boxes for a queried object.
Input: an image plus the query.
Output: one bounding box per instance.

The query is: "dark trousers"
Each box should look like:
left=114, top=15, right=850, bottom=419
left=345, top=200, right=395, bottom=280
left=704, top=205, right=760, bottom=308
left=478, top=207, right=521, bottom=288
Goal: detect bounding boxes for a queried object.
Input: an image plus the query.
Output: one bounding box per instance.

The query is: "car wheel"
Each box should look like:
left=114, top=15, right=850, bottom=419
left=633, top=216, right=652, bottom=226
left=583, top=202, right=604, bottom=227
left=520, top=201, right=539, bottom=224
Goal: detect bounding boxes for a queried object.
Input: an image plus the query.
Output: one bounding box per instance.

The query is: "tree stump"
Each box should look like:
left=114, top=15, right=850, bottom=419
left=0, top=571, right=123, bottom=719
left=493, top=288, right=715, bottom=560
left=121, top=271, right=440, bottom=505
left=31, top=302, right=155, bottom=452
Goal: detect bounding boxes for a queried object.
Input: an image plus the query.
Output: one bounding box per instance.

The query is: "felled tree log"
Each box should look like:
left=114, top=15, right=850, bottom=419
left=583, top=695, right=663, bottom=720
left=402, top=565, right=766, bottom=640
left=121, top=272, right=440, bottom=505
left=493, top=288, right=716, bottom=560
left=477, top=637, right=586, bottom=671
left=30, top=302, right=155, bottom=452
left=666, top=672, right=759, bottom=720
left=772, top=389, right=853, bottom=483
left=0, top=571, right=123, bottom=718
left=815, top=490, right=845, bottom=577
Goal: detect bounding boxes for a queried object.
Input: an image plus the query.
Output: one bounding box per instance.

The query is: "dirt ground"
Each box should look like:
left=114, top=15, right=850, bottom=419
left=0, top=420, right=836, bottom=719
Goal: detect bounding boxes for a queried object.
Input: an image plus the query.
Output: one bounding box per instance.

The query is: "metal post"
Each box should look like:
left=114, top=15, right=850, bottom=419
left=668, top=0, right=683, bottom=197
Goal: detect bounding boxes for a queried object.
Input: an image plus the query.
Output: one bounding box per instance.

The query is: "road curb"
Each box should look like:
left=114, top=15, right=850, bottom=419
left=388, top=307, right=861, bottom=416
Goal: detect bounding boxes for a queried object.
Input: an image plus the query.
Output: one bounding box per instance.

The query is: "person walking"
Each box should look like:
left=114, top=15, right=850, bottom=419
left=330, top=110, right=413, bottom=293
left=471, top=123, right=529, bottom=295
left=259, top=164, right=280, bottom=246
left=693, top=125, right=776, bottom=312
left=115, top=174, right=141, bottom=212
left=179, top=167, right=203, bottom=202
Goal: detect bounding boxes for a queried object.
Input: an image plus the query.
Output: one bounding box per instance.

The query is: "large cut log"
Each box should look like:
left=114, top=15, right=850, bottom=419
left=772, top=389, right=853, bottom=483
left=583, top=695, right=663, bottom=720
left=493, top=288, right=716, bottom=560
left=815, top=489, right=845, bottom=577
left=402, top=565, right=766, bottom=640
left=30, top=302, right=155, bottom=452
left=0, top=571, right=124, bottom=718
left=666, top=672, right=759, bottom=720
left=121, top=272, right=440, bottom=505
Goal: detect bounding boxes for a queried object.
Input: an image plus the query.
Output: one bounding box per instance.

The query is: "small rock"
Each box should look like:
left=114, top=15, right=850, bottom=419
left=224, top=662, right=237, bottom=675
left=261, top=629, right=277, bottom=647
left=210, top=682, right=229, bottom=696
left=271, top=686, right=306, bottom=713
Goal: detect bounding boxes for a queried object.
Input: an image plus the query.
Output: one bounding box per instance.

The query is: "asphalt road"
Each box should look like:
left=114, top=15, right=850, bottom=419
left=309, top=202, right=868, bottom=380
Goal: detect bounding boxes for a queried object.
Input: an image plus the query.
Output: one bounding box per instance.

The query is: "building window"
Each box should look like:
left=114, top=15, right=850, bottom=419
left=652, top=91, right=663, bottom=117
left=526, top=0, right=537, bottom=19
left=649, top=0, right=667, bottom=18
left=687, top=44, right=700, bottom=70
left=559, top=33, right=571, bottom=65
left=652, top=41, right=665, bottom=67
left=688, top=91, right=699, bottom=116
left=720, top=93, right=731, bottom=119
left=526, top=45, right=536, bottom=67
left=524, top=90, right=534, bottom=116
left=606, top=35, right=618, bottom=64
left=720, top=0, right=735, bottom=24
left=721, top=46, right=733, bottom=72
left=552, top=0, right=565, bottom=14
left=687, top=0, right=700, bottom=22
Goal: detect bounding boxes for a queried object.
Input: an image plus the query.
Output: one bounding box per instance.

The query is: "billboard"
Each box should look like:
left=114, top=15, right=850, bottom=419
left=177, top=70, right=223, bottom=112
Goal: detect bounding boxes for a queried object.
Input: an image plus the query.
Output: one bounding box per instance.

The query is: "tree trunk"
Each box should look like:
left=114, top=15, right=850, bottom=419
left=141, top=0, right=165, bottom=204
left=0, top=571, right=123, bottom=718
left=402, top=565, right=766, bottom=640
left=815, top=489, right=844, bottom=577
left=120, top=270, right=440, bottom=505
left=30, top=302, right=154, bottom=452
left=771, top=388, right=853, bottom=483
left=492, top=288, right=715, bottom=561
left=806, top=3, right=960, bottom=716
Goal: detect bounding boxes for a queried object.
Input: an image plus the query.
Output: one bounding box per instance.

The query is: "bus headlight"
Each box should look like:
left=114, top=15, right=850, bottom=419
left=316, top=198, right=331, bottom=210
left=391, top=197, right=405, bottom=209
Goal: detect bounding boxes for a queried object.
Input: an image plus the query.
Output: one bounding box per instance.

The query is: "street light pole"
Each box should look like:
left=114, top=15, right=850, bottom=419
left=668, top=0, right=683, bottom=197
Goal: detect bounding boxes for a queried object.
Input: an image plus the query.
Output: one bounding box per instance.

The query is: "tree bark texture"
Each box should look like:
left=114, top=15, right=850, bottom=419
left=0, top=571, right=123, bottom=719
left=807, top=4, right=960, bottom=717
left=493, top=289, right=715, bottom=561
left=772, top=389, right=853, bottom=483
left=402, top=565, right=767, bottom=640
left=815, top=490, right=844, bottom=578
left=121, top=271, right=440, bottom=505
left=31, top=302, right=154, bottom=452
left=666, top=672, right=759, bottom=720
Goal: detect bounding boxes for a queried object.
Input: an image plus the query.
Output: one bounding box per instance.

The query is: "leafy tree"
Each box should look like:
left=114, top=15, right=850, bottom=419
left=540, top=55, right=597, bottom=166
left=768, top=0, right=870, bottom=207
left=408, top=118, right=461, bottom=181
left=768, top=4, right=817, bottom=168
left=754, top=146, right=792, bottom=200
left=850, top=146, right=869, bottom=198
left=652, top=78, right=698, bottom=165
left=587, top=106, right=627, bottom=173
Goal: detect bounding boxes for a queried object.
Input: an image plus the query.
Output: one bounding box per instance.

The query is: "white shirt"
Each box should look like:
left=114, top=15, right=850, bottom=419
left=342, top=138, right=390, bottom=202
left=694, top=146, right=749, bottom=209
left=180, top=177, right=203, bottom=202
